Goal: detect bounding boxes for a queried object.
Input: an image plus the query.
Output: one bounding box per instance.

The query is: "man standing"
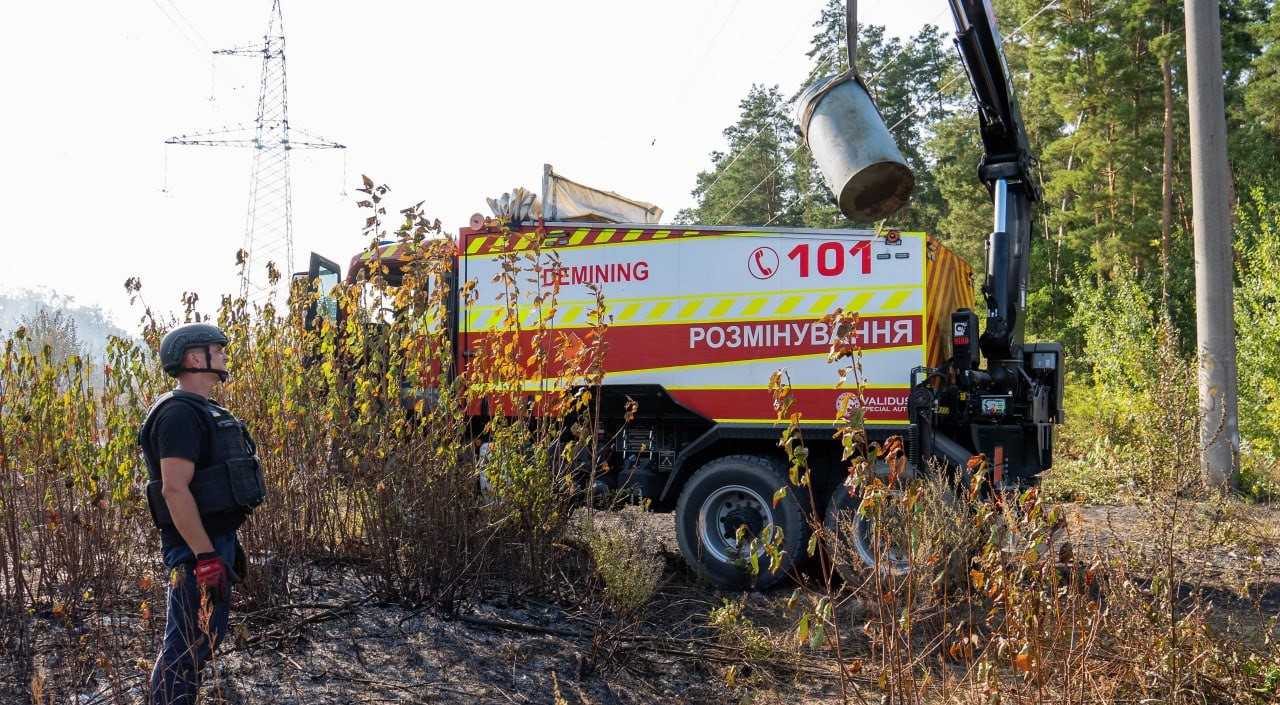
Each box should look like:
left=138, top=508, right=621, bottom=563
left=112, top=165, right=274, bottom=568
left=139, top=323, right=267, bottom=704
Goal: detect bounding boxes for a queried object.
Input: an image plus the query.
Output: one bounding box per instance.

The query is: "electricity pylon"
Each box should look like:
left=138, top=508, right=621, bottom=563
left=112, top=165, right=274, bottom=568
left=165, top=0, right=344, bottom=299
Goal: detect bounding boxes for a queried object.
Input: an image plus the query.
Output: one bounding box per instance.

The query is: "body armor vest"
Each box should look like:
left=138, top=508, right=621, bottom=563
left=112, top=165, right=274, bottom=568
left=139, top=390, right=267, bottom=529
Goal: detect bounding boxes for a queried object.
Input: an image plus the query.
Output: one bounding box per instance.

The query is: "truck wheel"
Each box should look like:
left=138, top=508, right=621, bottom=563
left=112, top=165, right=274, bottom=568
left=824, top=473, right=913, bottom=581
left=675, top=455, right=808, bottom=590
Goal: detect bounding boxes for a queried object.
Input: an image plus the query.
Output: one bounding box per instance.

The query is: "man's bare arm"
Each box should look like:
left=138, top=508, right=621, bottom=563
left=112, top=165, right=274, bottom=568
left=160, top=458, right=214, bottom=555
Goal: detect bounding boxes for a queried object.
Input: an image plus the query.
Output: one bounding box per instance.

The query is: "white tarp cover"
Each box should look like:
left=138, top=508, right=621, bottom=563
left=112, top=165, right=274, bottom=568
left=540, top=164, right=662, bottom=224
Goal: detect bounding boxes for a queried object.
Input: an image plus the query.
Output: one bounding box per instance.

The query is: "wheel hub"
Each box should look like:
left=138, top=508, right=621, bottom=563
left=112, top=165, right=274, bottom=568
left=698, top=484, right=775, bottom=564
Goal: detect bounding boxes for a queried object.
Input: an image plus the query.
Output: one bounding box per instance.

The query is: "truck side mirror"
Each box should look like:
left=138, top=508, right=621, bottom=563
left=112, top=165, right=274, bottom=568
left=305, top=252, right=342, bottom=332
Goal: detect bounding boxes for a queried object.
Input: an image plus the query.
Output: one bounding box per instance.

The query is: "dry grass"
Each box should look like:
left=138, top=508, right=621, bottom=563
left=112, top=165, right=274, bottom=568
left=584, top=507, right=664, bottom=616
left=0, top=185, right=615, bottom=702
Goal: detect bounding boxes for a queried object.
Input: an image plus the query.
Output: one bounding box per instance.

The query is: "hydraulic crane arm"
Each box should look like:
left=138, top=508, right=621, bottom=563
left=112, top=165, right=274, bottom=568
left=946, top=0, right=1040, bottom=361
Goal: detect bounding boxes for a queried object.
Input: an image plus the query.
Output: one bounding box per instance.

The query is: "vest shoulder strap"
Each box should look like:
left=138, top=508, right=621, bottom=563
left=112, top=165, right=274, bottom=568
left=138, top=391, right=215, bottom=451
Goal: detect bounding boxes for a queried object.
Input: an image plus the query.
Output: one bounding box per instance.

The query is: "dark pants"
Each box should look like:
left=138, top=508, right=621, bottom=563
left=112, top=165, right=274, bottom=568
left=149, top=533, right=239, bottom=705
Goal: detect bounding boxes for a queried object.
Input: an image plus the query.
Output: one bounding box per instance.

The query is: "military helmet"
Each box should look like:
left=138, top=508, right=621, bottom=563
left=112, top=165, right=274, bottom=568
left=159, top=323, right=229, bottom=378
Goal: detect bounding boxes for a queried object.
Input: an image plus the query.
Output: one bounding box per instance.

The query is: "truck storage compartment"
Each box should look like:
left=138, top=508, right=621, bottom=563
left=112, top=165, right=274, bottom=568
left=460, top=223, right=970, bottom=429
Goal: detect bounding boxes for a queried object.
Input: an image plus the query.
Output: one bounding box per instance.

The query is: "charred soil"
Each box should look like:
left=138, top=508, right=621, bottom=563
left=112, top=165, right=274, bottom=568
left=4, top=502, right=1279, bottom=705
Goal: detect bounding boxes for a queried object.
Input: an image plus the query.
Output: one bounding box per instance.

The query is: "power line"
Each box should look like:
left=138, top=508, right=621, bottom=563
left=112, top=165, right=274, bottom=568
left=649, top=0, right=818, bottom=161
left=865, top=10, right=952, bottom=85
left=161, top=0, right=211, bottom=47
left=714, top=141, right=806, bottom=225
left=671, top=0, right=744, bottom=107
left=698, top=44, right=841, bottom=205
left=147, top=0, right=207, bottom=55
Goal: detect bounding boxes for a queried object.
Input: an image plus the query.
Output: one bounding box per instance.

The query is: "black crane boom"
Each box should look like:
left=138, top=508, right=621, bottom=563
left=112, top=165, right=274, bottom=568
left=947, top=0, right=1039, bottom=361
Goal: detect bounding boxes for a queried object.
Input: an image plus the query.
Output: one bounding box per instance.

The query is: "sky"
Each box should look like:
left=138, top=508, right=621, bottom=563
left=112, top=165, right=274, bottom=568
left=1, top=0, right=946, bottom=329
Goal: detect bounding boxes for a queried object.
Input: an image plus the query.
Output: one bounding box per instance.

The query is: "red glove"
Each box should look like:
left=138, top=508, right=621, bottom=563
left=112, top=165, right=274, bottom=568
left=194, top=553, right=230, bottom=605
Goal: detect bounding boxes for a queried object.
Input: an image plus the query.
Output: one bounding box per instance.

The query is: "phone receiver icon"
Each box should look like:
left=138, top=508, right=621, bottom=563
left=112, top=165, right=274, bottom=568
left=754, top=250, right=774, bottom=276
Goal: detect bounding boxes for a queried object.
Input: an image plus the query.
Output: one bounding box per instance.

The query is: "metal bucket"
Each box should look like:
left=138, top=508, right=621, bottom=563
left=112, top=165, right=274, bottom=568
left=796, top=72, right=915, bottom=221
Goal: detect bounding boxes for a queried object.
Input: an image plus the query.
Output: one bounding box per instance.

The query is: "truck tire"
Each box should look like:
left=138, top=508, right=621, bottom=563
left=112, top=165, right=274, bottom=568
left=824, top=480, right=913, bottom=582
left=675, top=454, right=808, bottom=590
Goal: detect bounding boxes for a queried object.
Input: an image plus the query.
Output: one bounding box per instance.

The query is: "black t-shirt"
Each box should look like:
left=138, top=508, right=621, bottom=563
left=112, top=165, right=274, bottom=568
left=151, top=401, right=208, bottom=469
left=144, top=394, right=244, bottom=548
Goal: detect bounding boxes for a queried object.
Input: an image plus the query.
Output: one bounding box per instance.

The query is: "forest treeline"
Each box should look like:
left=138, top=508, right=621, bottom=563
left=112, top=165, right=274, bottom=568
left=678, top=0, right=1280, bottom=497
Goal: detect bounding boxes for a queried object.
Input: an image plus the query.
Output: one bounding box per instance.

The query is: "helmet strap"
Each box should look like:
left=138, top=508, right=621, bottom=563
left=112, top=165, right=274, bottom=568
left=178, top=345, right=229, bottom=382
left=176, top=366, right=230, bottom=382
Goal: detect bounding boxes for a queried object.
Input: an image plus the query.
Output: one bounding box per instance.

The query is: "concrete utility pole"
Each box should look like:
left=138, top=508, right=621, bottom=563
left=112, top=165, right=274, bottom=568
left=1184, top=0, right=1240, bottom=489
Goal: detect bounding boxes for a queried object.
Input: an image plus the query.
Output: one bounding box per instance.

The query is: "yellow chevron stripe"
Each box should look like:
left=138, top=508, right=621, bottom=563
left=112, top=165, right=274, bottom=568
left=709, top=298, right=736, bottom=317
left=549, top=308, right=926, bottom=330
left=615, top=302, right=642, bottom=321
left=622, top=229, right=644, bottom=241
left=775, top=295, right=805, bottom=315
left=677, top=300, right=702, bottom=319
left=466, top=291, right=930, bottom=332
left=561, top=305, right=584, bottom=324
left=468, top=308, right=495, bottom=329
left=568, top=228, right=590, bottom=246
left=466, top=237, right=488, bottom=254
left=846, top=291, right=874, bottom=312
left=808, top=293, right=839, bottom=314
left=652, top=229, right=671, bottom=239
left=741, top=297, right=769, bottom=316
left=880, top=290, right=912, bottom=311
left=506, top=283, right=917, bottom=305
left=592, top=229, right=617, bottom=244
left=645, top=301, right=672, bottom=321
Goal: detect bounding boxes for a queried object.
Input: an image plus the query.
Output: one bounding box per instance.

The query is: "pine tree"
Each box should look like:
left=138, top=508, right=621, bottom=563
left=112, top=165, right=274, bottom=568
left=1245, top=7, right=1280, bottom=136
left=1236, top=2, right=1280, bottom=191
left=677, top=84, right=799, bottom=226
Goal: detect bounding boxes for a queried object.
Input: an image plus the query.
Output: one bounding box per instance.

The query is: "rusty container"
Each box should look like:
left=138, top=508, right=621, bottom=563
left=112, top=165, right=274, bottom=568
left=795, top=72, right=915, bottom=220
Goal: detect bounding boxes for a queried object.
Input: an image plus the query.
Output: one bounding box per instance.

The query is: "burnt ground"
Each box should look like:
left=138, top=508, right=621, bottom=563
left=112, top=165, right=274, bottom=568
left=1059, top=502, right=1280, bottom=649
left=5, top=501, right=1279, bottom=705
